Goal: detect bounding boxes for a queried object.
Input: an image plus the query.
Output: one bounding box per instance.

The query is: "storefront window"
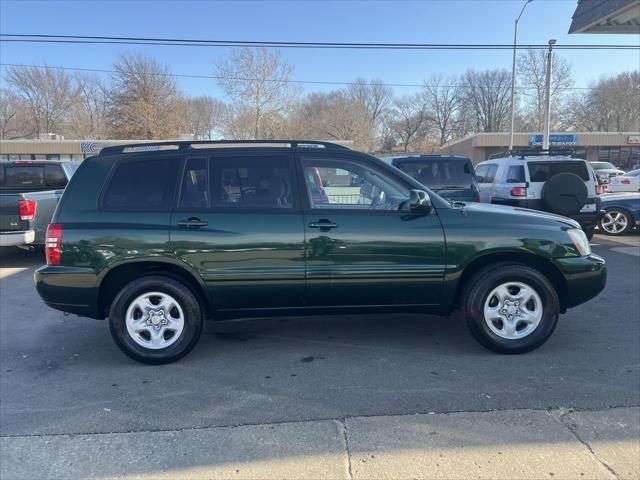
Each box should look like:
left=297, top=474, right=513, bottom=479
left=598, top=147, right=640, bottom=170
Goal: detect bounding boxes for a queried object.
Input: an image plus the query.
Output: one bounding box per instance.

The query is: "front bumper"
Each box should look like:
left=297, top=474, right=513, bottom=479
left=555, top=253, right=606, bottom=309
left=34, top=265, right=102, bottom=319
left=0, top=230, right=35, bottom=247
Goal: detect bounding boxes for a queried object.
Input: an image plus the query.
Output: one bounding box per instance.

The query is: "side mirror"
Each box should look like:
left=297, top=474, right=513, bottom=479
left=409, top=189, right=432, bottom=212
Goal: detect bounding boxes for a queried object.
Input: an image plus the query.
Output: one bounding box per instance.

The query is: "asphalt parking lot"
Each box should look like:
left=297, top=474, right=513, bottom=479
left=1, top=234, right=639, bottom=479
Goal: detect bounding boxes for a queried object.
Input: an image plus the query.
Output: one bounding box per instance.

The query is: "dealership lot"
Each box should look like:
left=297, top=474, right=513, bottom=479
left=1, top=234, right=639, bottom=478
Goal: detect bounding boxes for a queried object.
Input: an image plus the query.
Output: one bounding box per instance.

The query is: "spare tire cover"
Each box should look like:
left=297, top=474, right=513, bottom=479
left=541, top=172, right=588, bottom=216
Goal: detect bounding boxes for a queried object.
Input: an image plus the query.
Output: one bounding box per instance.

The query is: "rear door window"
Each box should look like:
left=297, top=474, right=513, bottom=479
left=210, top=155, right=294, bottom=209
left=527, top=161, right=589, bottom=182
left=102, top=157, right=180, bottom=210
left=178, top=158, right=208, bottom=209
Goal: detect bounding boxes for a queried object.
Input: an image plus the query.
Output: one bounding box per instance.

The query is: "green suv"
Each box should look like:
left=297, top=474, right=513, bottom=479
left=35, top=141, right=606, bottom=364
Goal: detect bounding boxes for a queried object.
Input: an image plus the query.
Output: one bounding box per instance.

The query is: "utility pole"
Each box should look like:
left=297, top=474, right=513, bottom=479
left=542, top=39, right=556, bottom=151
left=509, top=0, right=533, bottom=153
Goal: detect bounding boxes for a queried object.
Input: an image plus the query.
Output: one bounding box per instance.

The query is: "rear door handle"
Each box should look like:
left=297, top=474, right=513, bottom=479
left=308, top=220, right=338, bottom=229
left=177, top=217, right=208, bottom=228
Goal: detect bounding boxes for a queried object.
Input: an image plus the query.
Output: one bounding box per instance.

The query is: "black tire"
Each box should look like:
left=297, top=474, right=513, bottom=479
left=462, top=263, right=559, bottom=354
left=541, top=172, right=588, bottom=216
left=109, top=276, right=203, bottom=364
left=598, top=208, right=632, bottom=236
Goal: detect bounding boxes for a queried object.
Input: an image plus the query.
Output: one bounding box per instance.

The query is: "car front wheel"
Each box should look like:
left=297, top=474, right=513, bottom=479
left=462, top=263, right=559, bottom=354
left=599, top=208, right=631, bottom=236
left=109, top=276, right=203, bottom=364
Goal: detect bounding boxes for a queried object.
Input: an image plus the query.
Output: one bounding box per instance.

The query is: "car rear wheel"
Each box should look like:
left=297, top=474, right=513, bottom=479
left=599, top=208, right=631, bottom=236
left=462, top=263, right=559, bottom=354
left=109, top=276, right=203, bottom=364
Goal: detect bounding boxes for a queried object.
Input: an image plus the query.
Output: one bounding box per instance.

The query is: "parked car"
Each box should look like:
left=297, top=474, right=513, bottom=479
left=475, top=153, right=602, bottom=239
left=0, top=160, right=80, bottom=249
left=598, top=192, right=640, bottom=236
left=589, top=161, right=625, bottom=183
left=607, top=169, right=640, bottom=193
left=35, top=141, right=606, bottom=364
left=382, top=155, right=480, bottom=203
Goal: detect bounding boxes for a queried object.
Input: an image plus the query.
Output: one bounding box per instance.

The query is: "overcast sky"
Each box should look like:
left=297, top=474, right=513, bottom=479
left=1, top=0, right=638, bottom=99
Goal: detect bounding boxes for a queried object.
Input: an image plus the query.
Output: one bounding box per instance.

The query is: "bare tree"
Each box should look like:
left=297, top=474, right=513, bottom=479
left=461, top=69, right=512, bottom=133
left=69, top=73, right=109, bottom=139
left=0, top=89, right=22, bottom=139
left=390, top=93, right=429, bottom=152
left=216, top=47, right=299, bottom=139
left=290, top=91, right=372, bottom=149
left=182, top=96, right=225, bottom=139
left=6, top=65, right=75, bottom=137
left=378, top=110, right=398, bottom=152
left=422, top=75, right=462, bottom=146
left=346, top=78, right=393, bottom=128
left=517, top=49, right=574, bottom=131
left=108, top=52, right=182, bottom=139
left=562, top=71, right=640, bottom=132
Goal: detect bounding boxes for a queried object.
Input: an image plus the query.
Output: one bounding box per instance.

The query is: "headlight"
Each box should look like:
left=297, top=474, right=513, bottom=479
left=567, top=228, right=591, bottom=256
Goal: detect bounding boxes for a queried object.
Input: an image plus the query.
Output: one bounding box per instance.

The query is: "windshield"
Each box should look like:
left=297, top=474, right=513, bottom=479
left=590, top=162, right=616, bottom=170
left=623, top=169, right=640, bottom=177
left=394, top=159, right=475, bottom=189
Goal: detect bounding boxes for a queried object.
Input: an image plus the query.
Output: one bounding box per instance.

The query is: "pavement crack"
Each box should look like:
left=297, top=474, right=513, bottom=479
left=338, top=418, right=353, bottom=480
left=2, top=404, right=638, bottom=439
left=553, top=409, right=622, bottom=480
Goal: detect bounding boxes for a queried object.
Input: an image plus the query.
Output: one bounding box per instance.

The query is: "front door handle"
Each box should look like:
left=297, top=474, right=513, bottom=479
left=177, top=217, right=208, bottom=228
left=308, top=220, right=338, bottom=229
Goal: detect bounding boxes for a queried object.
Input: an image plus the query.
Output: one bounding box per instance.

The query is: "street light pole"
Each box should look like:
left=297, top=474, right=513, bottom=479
left=508, top=0, right=533, bottom=153
left=542, top=39, right=556, bottom=151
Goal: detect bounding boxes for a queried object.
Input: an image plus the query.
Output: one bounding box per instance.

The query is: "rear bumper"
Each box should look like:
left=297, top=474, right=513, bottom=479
left=34, top=265, right=102, bottom=319
left=555, top=253, right=606, bottom=309
left=0, top=230, right=35, bottom=247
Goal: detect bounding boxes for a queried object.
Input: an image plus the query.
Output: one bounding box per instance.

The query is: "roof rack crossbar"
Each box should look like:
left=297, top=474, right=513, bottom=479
left=488, top=148, right=576, bottom=160
left=98, top=139, right=350, bottom=156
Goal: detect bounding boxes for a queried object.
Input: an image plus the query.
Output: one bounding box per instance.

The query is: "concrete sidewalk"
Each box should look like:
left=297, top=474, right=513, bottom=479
left=2, top=407, right=638, bottom=480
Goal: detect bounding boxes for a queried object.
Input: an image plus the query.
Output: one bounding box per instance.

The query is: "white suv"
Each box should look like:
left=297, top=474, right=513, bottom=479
left=475, top=154, right=602, bottom=239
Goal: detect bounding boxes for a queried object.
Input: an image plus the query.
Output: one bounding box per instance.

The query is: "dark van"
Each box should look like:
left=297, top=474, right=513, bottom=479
left=383, top=155, right=480, bottom=203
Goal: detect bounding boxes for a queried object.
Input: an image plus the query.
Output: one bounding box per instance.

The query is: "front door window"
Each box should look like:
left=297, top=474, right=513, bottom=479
left=302, top=157, right=410, bottom=211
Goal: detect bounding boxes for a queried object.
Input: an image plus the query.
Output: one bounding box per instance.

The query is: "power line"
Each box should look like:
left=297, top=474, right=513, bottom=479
left=1, top=34, right=638, bottom=50
left=0, top=63, right=600, bottom=90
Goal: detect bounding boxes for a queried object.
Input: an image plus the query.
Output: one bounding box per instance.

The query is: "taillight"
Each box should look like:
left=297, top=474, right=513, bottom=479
left=510, top=187, right=527, bottom=197
left=621, top=179, right=631, bottom=184
left=474, top=192, right=481, bottom=202
left=18, top=199, right=37, bottom=221
left=46, top=223, right=63, bottom=266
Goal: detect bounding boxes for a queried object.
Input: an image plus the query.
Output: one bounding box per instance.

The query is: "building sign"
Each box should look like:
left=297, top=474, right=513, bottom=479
left=80, top=141, right=106, bottom=154
left=628, top=135, right=640, bottom=145
left=528, top=134, right=579, bottom=147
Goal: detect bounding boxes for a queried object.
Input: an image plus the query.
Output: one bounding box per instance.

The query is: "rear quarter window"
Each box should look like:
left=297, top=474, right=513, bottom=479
left=506, top=165, right=526, bottom=183
left=527, top=162, right=590, bottom=182
left=102, top=157, right=180, bottom=210
left=475, top=164, right=497, bottom=183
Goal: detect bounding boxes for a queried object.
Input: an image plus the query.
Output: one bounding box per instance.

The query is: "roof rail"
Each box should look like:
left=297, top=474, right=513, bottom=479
left=98, top=139, right=350, bottom=156
left=488, top=148, right=576, bottom=160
